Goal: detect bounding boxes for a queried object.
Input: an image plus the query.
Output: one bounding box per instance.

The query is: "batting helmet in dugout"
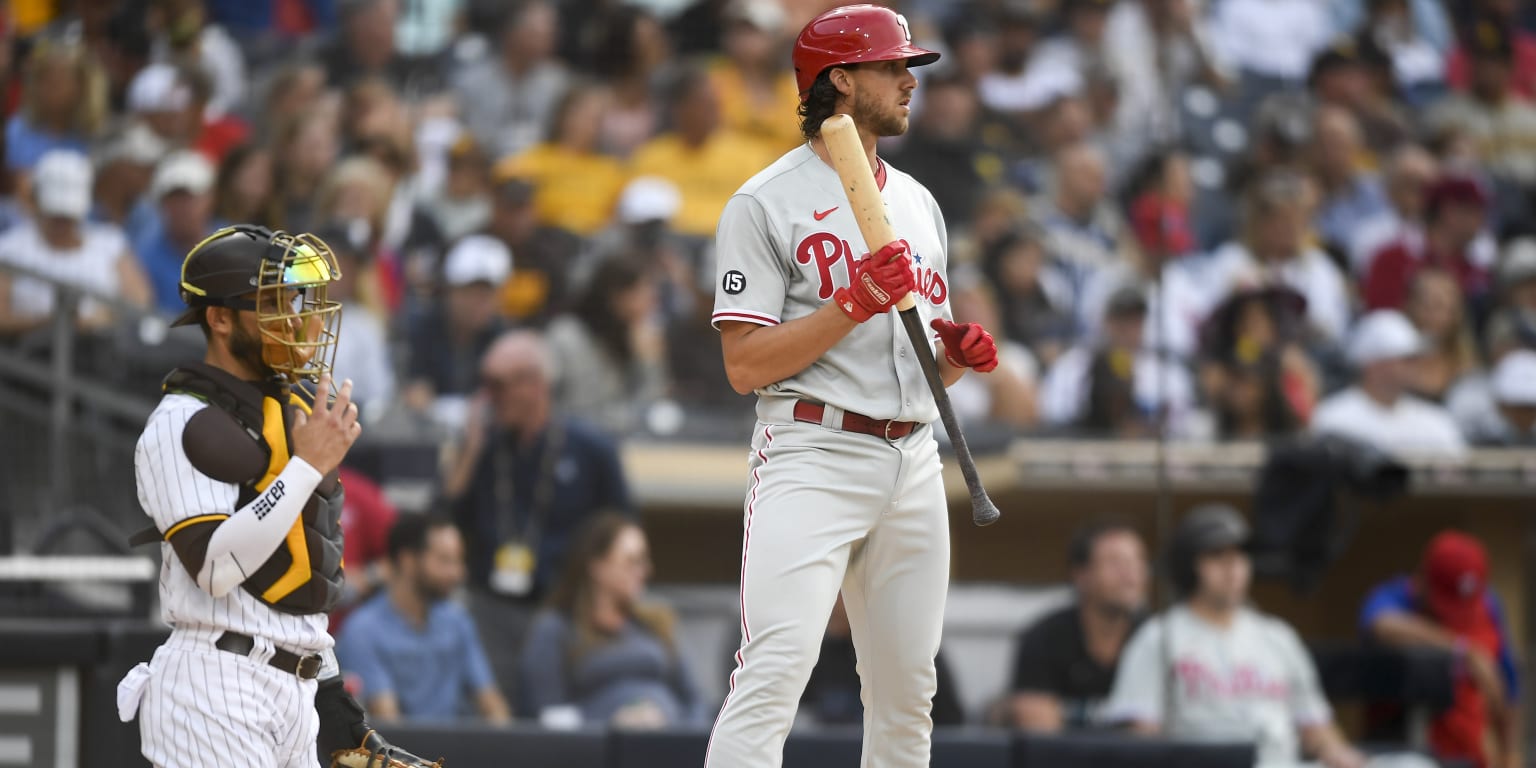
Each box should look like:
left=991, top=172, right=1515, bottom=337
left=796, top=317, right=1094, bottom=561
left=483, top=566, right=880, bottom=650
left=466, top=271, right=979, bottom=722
left=1165, top=504, right=1251, bottom=597
left=792, top=4, right=940, bottom=99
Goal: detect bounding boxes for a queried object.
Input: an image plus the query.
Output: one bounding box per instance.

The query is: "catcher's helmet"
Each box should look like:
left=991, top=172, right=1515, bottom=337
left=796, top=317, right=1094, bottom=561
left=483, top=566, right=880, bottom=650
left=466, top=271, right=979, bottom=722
left=1166, top=504, right=1250, bottom=597
left=171, top=224, right=343, bottom=383
left=792, top=4, right=940, bottom=100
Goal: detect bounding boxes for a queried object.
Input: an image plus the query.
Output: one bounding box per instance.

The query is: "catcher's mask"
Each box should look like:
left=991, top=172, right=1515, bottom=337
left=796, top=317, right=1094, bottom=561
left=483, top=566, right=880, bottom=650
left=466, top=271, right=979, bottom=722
left=171, top=224, right=343, bottom=383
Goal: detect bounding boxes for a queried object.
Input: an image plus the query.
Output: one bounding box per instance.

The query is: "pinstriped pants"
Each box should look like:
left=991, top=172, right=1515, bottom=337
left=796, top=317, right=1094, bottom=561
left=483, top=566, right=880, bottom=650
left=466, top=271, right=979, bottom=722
left=138, top=633, right=320, bottom=767
left=705, top=420, right=952, bottom=768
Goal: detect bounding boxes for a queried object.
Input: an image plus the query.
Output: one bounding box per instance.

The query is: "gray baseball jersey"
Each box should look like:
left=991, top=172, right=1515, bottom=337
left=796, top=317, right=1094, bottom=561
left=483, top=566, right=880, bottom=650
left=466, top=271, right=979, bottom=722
left=711, top=143, right=954, bottom=422
left=1103, top=605, right=1333, bottom=767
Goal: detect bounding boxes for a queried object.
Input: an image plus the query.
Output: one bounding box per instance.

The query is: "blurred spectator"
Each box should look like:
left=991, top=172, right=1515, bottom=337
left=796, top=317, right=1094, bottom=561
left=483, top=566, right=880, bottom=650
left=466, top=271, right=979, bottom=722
left=1030, top=141, right=1138, bottom=332
left=442, top=330, right=633, bottom=697
left=888, top=72, right=993, bottom=226
left=667, top=0, right=729, bottom=57
left=945, top=273, right=1041, bottom=431
left=1360, top=531, right=1523, bottom=768
left=803, top=593, right=964, bottom=727
left=495, top=86, right=626, bottom=237
left=1103, top=0, right=1231, bottom=153
left=1306, top=42, right=1411, bottom=154
left=421, top=133, right=493, bottom=243
left=981, top=226, right=1074, bottom=367
left=1352, top=0, right=1448, bottom=104
left=1404, top=269, right=1479, bottom=402
left=1311, top=309, right=1468, bottom=459
left=708, top=0, right=799, bottom=156
left=1347, top=142, right=1437, bottom=275
left=1199, top=287, right=1318, bottom=440
left=146, top=0, right=247, bottom=119
left=319, top=0, right=410, bottom=91
left=1208, top=0, right=1333, bottom=83
left=1010, top=0, right=1118, bottom=116
left=1427, top=21, right=1536, bottom=190
left=7, top=42, right=106, bottom=173
left=132, top=150, right=220, bottom=315
left=1009, top=521, right=1147, bottom=731
left=1208, top=170, right=1351, bottom=344
left=1309, top=106, right=1389, bottom=254
left=976, top=2, right=1044, bottom=114
left=336, top=514, right=513, bottom=723
left=268, top=110, right=341, bottom=232
left=451, top=0, right=571, bottom=161
left=318, top=224, right=395, bottom=412
left=1039, top=284, right=1195, bottom=438
left=404, top=234, right=510, bottom=410
left=484, top=174, right=582, bottom=326
left=546, top=256, right=668, bottom=437
left=630, top=66, right=774, bottom=239
left=1446, top=11, right=1536, bottom=102
left=256, top=63, right=329, bottom=143
left=0, top=150, right=150, bottom=335
left=314, top=155, right=409, bottom=310
left=392, top=0, right=462, bottom=63
left=212, top=143, right=275, bottom=228
left=125, top=64, right=201, bottom=152
left=1452, top=349, right=1536, bottom=446
left=330, top=465, right=398, bottom=633
left=1363, top=173, right=1492, bottom=316
left=1104, top=505, right=1371, bottom=768
left=518, top=514, right=700, bottom=726
left=590, top=6, right=670, bottom=158
left=91, top=123, right=167, bottom=228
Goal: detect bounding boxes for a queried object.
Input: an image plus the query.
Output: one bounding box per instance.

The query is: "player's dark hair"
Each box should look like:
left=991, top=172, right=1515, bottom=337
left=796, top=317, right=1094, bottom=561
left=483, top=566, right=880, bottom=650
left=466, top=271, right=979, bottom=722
left=1068, top=519, right=1140, bottom=571
left=798, top=68, right=844, bottom=140
left=386, top=513, right=456, bottom=564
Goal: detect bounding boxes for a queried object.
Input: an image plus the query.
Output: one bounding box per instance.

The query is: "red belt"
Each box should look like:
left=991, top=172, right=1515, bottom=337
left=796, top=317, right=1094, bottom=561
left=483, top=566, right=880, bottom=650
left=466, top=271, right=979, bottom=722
left=793, top=400, right=917, bottom=441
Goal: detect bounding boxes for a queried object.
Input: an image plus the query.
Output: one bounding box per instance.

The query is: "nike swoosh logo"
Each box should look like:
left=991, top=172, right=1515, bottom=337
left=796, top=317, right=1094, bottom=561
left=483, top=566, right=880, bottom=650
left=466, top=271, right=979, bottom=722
left=813, top=207, right=838, bottom=221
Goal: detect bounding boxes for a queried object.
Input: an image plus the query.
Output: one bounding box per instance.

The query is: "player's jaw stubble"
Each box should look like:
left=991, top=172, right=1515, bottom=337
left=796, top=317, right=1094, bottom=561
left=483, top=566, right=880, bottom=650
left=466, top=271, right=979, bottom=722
left=850, top=89, right=910, bottom=138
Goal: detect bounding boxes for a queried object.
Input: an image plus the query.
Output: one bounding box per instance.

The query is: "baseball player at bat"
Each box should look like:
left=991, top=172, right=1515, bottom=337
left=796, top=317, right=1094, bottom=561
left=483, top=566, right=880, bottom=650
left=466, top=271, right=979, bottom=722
left=116, top=225, right=438, bottom=768
left=706, top=5, right=1000, bottom=767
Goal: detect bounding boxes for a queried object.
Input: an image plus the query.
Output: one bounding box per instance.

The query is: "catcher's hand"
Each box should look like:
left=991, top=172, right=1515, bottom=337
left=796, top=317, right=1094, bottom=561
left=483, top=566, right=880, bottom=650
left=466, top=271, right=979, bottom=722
left=330, top=729, right=444, bottom=768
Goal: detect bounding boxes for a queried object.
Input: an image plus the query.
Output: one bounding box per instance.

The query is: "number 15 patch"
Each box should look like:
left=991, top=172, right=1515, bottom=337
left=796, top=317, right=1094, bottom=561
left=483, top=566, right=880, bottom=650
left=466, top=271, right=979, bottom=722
left=723, top=270, right=747, bottom=295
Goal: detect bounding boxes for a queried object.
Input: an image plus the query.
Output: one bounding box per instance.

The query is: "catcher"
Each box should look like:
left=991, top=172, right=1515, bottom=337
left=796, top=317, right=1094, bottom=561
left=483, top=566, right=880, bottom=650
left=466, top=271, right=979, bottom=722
left=116, top=225, right=440, bottom=767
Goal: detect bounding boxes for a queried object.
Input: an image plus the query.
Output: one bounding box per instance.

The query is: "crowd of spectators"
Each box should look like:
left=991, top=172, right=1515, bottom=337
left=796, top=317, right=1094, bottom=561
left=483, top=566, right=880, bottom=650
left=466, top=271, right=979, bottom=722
left=3, top=0, right=1536, bottom=460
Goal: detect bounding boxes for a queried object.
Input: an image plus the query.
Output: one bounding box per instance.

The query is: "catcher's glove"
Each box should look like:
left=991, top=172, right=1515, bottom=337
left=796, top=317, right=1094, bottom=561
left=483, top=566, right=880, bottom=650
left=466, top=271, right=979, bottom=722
left=330, top=729, right=444, bottom=768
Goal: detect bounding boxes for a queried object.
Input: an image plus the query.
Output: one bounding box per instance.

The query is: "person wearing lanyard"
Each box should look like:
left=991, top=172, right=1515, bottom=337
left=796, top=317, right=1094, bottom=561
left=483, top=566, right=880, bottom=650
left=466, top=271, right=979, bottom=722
left=442, top=329, right=634, bottom=712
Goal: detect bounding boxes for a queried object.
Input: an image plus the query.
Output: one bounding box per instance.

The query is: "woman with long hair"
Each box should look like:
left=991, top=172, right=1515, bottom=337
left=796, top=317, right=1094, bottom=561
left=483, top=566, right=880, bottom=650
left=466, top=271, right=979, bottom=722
left=212, top=143, right=275, bottom=227
left=492, top=84, right=627, bottom=236
left=589, top=6, right=671, bottom=157
left=1405, top=268, right=1479, bottom=401
left=517, top=514, right=700, bottom=727
left=7, top=42, right=107, bottom=172
left=545, top=255, right=668, bottom=436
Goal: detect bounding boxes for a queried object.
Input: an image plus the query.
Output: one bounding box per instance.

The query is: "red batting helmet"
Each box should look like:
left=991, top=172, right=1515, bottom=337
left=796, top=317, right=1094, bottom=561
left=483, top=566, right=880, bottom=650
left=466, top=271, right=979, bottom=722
left=792, top=4, right=940, bottom=100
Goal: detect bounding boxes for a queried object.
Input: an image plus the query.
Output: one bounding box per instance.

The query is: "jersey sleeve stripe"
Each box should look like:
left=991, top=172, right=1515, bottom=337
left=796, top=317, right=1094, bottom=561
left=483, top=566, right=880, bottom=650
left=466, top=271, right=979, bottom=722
left=712, top=309, right=781, bottom=327
left=164, top=513, right=231, bottom=539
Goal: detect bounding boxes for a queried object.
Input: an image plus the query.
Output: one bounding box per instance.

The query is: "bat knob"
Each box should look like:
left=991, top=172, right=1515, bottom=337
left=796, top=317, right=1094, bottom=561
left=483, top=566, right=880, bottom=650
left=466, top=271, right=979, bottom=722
left=972, top=493, right=1001, bottom=527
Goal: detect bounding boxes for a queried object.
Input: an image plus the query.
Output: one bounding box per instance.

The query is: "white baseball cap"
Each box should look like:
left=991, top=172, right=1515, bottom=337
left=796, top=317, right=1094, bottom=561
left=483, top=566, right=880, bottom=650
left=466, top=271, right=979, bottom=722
left=96, top=122, right=169, bottom=169
left=150, top=150, right=215, bottom=199
left=1492, top=350, right=1536, bottom=405
left=617, top=176, right=682, bottom=225
left=127, top=64, right=192, bottom=113
left=443, top=235, right=513, bottom=287
left=1348, top=309, right=1425, bottom=366
left=33, top=150, right=94, bottom=220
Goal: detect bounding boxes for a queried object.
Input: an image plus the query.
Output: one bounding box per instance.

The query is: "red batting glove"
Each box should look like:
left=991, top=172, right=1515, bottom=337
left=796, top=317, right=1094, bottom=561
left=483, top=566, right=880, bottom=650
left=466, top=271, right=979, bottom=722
left=931, top=318, right=999, bottom=372
left=833, top=242, right=915, bottom=323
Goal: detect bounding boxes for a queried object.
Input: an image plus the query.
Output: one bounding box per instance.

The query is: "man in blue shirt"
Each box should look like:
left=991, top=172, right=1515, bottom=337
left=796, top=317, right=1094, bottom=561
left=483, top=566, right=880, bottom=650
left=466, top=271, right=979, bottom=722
left=131, top=151, right=224, bottom=314
left=335, top=515, right=512, bottom=723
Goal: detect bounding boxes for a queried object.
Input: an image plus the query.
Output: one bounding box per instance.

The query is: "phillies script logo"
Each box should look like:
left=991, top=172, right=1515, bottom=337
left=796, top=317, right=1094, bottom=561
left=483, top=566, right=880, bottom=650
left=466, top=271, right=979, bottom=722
left=794, top=232, right=947, bottom=305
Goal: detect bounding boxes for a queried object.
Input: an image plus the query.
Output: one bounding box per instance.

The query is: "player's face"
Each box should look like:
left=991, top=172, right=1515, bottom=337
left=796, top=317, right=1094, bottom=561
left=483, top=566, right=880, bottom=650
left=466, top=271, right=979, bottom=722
left=848, top=59, right=919, bottom=137
left=591, top=525, right=652, bottom=607
left=1195, top=547, right=1251, bottom=610
left=414, top=526, right=467, bottom=602
left=1078, top=530, right=1148, bottom=614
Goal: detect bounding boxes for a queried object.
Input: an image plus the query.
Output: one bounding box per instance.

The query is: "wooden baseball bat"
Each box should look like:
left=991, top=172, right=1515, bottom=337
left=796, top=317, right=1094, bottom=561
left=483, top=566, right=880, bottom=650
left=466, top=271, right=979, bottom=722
left=820, top=113, right=1001, bottom=527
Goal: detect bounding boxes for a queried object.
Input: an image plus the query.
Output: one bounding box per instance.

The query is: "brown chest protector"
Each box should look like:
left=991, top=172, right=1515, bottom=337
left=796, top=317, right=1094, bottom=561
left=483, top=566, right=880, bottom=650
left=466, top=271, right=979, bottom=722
left=131, top=362, right=346, bottom=616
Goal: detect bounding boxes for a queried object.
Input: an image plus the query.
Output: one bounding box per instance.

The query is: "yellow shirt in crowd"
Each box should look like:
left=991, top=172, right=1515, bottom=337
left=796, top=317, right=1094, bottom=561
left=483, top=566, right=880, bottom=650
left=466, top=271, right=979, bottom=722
left=494, top=144, right=627, bottom=236
left=629, top=131, right=778, bottom=238
left=709, top=63, right=805, bottom=155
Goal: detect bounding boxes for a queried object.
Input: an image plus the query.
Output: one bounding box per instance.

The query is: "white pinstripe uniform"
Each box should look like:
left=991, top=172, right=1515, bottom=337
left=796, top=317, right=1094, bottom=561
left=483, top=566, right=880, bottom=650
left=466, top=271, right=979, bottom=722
left=705, top=144, right=955, bottom=768
left=117, top=393, right=336, bottom=768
